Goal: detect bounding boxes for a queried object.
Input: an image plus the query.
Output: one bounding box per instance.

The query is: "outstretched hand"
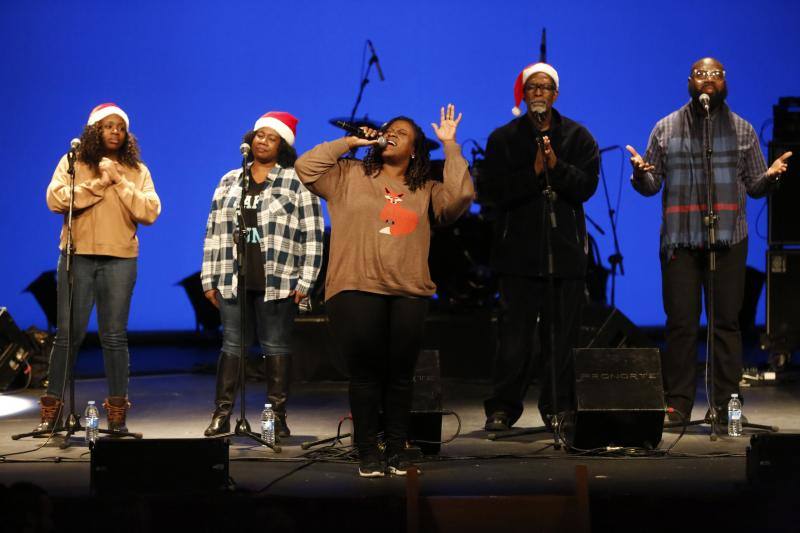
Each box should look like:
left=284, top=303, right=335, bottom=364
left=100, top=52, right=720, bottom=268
left=767, top=151, right=792, bottom=179
left=431, top=103, right=462, bottom=143
left=625, top=145, right=655, bottom=176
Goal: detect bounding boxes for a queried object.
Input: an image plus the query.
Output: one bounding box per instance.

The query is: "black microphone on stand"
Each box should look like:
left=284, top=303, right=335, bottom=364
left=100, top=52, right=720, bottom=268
left=240, top=142, right=250, bottom=157
left=333, top=120, right=389, bottom=148
left=68, top=138, right=80, bottom=173
left=367, top=40, right=385, bottom=81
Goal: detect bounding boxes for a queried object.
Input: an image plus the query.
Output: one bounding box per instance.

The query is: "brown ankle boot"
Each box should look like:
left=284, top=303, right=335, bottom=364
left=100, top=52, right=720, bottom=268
left=103, top=396, right=131, bottom=435
left=33, top=395, right=63, bottom=436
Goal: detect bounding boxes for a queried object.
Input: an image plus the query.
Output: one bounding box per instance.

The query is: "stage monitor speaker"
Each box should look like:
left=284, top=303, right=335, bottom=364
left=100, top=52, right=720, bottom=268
left=567, top=348, right=665, bottom=450
left=768, top=142, right=800, bottom=245
left=580, top=304, right=656, bottom=349
left=91, top=438, right=230, bottom=495
left=410, top=349, right=443, bottom=455
left=766, top=250, right=800, bottom=353
left=747, top=433, right=800, bottom=486
left=0, top=307, right=34, bottom=391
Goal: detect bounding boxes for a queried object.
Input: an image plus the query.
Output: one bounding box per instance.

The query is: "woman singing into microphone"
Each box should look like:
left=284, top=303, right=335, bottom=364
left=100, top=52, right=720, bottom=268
left=295, top=105, right=474, bottom=477
left=37, top=103, right=161, bottom=436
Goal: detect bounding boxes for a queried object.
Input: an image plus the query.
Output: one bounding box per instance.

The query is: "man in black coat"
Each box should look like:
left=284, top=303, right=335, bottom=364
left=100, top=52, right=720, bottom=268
left=480, top=62, right=599, bottom=431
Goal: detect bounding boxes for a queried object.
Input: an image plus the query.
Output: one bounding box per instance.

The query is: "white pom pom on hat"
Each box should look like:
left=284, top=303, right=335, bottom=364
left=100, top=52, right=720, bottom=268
left=511, top=62, right=560, bottom=116
left=253, top=111, right=299, bottom=146
left=87, top=103, right=130, bottom=128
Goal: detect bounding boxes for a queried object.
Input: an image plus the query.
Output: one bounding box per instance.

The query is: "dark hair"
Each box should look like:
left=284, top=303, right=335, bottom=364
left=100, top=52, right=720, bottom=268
left=362, top=116, right=431, bottom=192
left=243, top=130, right=297, bottom=168
left=76, top=123, right=142, bottom=171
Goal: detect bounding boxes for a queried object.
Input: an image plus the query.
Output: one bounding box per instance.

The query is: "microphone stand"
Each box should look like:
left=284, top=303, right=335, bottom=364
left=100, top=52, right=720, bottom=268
left=489, top=126, right=562, bottom=451
left=347, top=40, right=382, bottom=158
left=701, top=101, right=721, bottom=441
left=210, top=151, right=281, bottom=452
left=13, top=145, right=141, bottom=445
left=599, top=150, right=624, bottom=307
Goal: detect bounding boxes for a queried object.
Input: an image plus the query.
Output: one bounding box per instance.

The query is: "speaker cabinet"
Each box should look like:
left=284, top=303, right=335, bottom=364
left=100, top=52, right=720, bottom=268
left=90, top=438, right=230, bottom=494
left=747, top=433, right=800, bottom=486
left=567, top=348, right=665, bottom=450
left=766, top=250, right=800, bottom=352
left=410, top=349, right=443, bottom=455
left=768, top=142, right=800, bottom=245
left=0, top=307, right=34, bottom=391
left=580, top=304, right=656, bottom=349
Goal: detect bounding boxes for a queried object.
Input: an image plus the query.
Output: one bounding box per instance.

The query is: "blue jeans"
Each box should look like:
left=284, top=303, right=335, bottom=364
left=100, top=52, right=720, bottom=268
left=47, top=254, right=137, bottom=398
left=219, top=292, right=296, bottom=358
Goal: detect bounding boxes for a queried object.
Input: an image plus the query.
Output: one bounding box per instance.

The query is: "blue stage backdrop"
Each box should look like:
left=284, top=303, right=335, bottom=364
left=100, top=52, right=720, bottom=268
left=1, top=0, right=798, bottom=331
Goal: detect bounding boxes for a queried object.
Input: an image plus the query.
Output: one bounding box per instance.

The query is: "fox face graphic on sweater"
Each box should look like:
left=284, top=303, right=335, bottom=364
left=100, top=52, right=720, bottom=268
left=379, top=187, right=419, bottom=236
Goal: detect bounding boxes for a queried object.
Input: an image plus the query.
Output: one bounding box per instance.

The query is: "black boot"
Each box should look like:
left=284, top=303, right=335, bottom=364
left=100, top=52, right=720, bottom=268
left=266, top=354, right=291, bottom=438
left=204, top=353, right=240, bottom=437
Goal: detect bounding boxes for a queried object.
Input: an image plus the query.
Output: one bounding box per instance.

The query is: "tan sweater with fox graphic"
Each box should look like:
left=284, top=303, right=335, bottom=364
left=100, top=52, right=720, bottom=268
left=295, top=138, right=473, bottom=301
left=46, top=155, right=161, bottom=258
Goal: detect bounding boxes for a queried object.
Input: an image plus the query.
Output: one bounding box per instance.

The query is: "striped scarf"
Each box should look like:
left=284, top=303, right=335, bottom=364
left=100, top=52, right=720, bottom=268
left=662, top=103, right=738, bottom=250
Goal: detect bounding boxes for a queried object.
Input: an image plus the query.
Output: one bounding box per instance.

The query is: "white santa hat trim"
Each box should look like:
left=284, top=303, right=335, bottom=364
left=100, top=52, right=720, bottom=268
left=87, top=103, right=130, bottom=128
left=253, top=113, right=297, bottom=146
left=511, top=63, right=560, bottom=116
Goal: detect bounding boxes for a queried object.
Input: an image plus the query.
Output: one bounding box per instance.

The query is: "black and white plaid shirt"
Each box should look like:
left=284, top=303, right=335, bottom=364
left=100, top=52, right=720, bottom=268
left=201, top=164, right=324, bottom=302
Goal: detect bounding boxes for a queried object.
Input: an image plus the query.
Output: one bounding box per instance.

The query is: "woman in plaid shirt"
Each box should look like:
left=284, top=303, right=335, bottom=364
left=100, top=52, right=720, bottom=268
left=201, top=112, right=323, bottom=439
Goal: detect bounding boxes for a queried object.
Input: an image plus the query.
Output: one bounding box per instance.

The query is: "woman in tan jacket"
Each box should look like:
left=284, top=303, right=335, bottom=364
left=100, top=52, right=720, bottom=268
left=35, top=103, right=161, bottom=436
left=295, top=105, right=473, bottom=477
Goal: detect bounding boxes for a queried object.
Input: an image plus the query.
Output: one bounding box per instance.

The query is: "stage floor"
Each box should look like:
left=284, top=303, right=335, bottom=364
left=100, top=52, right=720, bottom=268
left=1, top=368, right=800, bottom=531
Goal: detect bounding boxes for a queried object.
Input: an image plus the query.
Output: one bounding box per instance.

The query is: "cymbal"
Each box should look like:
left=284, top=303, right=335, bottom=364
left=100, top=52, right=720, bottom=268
left=423, top=138, right=441, bottom=152
left=328, top=116, right=383, bottom=129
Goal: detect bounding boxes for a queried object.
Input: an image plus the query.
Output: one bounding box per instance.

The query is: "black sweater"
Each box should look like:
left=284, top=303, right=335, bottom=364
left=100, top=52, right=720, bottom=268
left=480, top=109, right=599, bottom=279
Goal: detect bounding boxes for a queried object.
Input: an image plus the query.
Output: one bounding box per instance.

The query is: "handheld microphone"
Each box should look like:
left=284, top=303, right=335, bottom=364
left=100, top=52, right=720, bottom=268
left=333, top=120, right=388, bottom=148
left=367, top=40, right=385, bottom=81
left=240, top=142, right=251, bottom=157
left=699, top=93, right=710, bottom=112
left=70, top=138, right=81, bottom=151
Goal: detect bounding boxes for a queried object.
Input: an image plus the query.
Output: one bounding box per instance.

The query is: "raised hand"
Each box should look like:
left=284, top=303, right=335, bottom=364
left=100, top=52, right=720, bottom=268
left=431, top=103, right=462, bottom=143
left=767, top=151, right=792, bottom=179
left=625, top=145, right=655, bottom=176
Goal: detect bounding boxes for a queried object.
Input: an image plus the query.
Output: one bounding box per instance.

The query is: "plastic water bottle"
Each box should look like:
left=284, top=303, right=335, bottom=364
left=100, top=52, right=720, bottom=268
left=727, top=394, right=742, bottom=437
left=261, top=403, right=275, bottom=447
left=84, top=401, right=100, bottom=445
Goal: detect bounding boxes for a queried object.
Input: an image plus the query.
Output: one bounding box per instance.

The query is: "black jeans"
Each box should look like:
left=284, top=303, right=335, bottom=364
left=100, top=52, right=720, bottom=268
left=661, top=239, right=747, bottom=414
left=326, top=291, right=428, bottom=456
left=484, top=275, right=584, bottom=425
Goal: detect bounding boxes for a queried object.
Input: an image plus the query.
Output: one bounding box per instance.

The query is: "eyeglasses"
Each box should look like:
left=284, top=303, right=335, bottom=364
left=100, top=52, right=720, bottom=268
left=692, top=69, right=725, bottom=81
left=524, top=83, right=556, bottom=93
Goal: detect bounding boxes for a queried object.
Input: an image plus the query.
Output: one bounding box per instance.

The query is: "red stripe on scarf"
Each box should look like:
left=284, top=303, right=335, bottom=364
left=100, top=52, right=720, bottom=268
left=665, top=203, right=739, bottom=214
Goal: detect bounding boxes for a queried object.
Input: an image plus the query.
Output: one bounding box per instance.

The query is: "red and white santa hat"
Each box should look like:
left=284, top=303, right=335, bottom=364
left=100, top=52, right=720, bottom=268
left=512, top=63, right=560, bottom=116
left=253, top=111, right=298, bottom=146
left=87, top=103, right=130, bottom=128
